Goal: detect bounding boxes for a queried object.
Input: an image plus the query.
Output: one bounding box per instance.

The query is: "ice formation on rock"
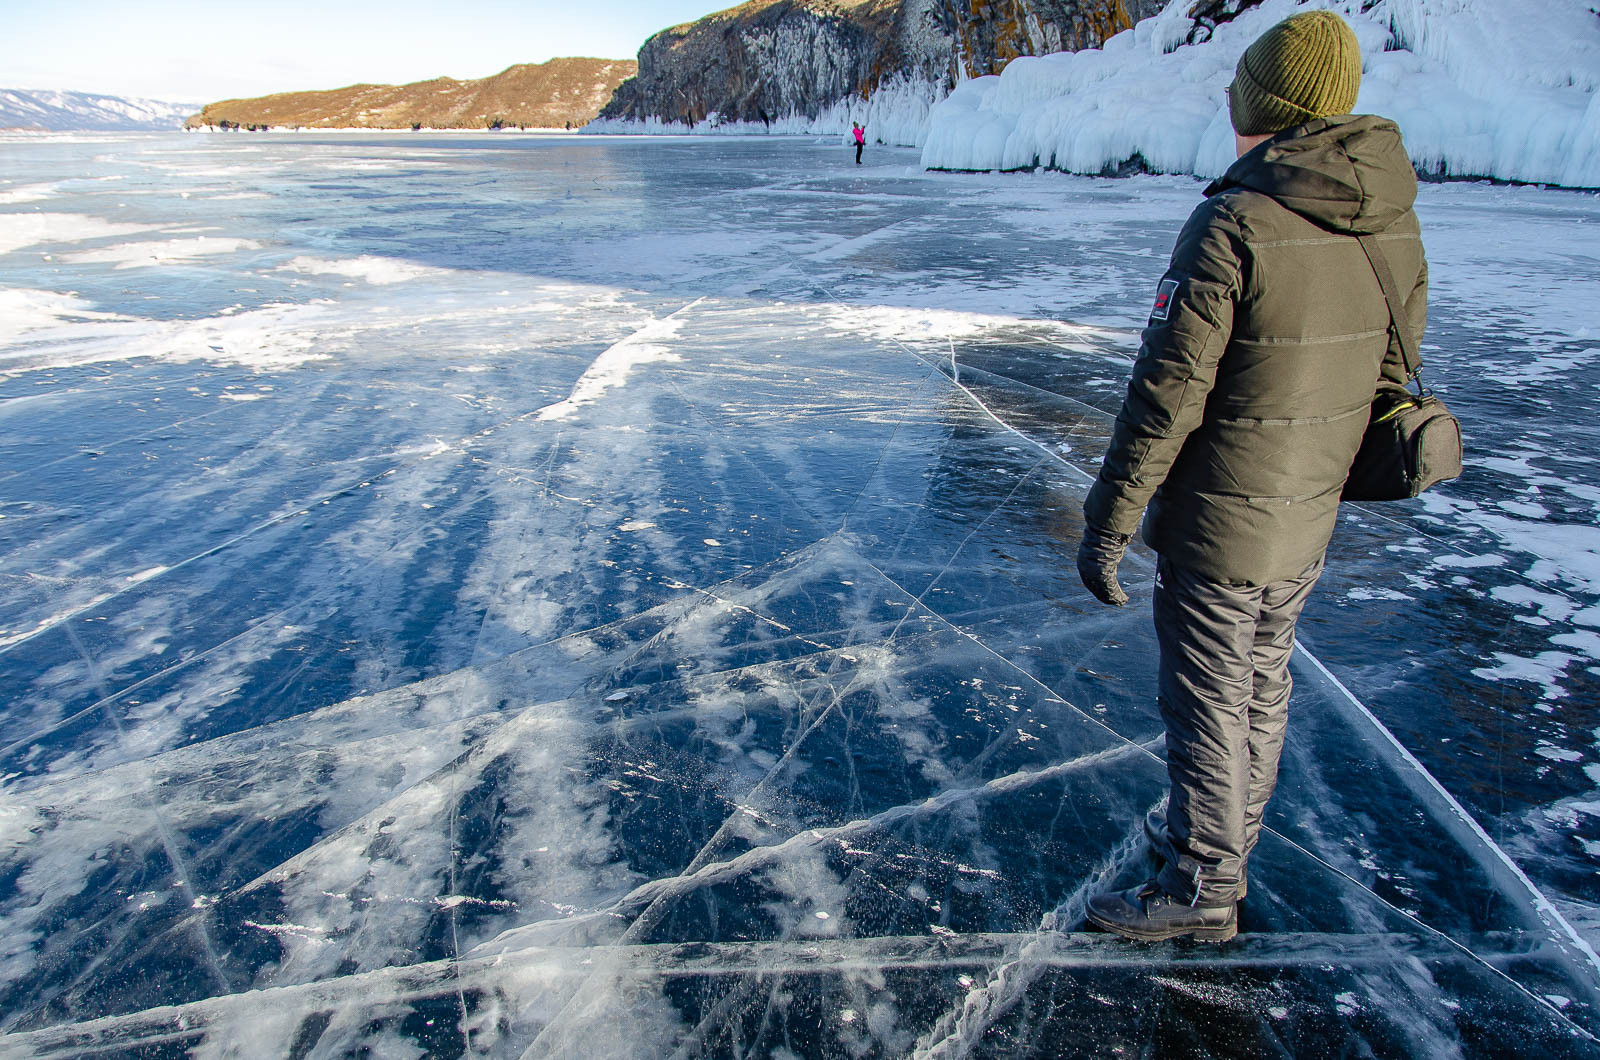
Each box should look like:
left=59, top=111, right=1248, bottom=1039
left=590, top=0, right=1163, bottom=147
left=920, top=0, right=1600, bottom=189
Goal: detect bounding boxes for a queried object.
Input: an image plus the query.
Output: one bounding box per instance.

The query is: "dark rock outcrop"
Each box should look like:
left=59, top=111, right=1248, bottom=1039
left=599, top=0, right=1166, bottom=127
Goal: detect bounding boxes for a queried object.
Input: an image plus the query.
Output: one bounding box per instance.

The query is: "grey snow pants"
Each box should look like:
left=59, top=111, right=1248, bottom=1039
left=1149, top=553, right=1324, bottom=906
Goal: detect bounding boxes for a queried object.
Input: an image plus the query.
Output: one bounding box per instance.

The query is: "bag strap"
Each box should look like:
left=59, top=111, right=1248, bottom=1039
left=1356, top=233, right=1421, bottom=383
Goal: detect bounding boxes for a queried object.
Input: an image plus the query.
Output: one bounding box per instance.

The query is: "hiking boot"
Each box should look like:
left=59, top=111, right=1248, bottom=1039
left=1086, top=880, right=1237, bottom=943
left=1142, top=811, right=1247, bottom=901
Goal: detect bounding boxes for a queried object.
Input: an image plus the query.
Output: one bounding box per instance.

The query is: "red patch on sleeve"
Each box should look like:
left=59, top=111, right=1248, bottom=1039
left=1150, top=278, right=1179, bottom=322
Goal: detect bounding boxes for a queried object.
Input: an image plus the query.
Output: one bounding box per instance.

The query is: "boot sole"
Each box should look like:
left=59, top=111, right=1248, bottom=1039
left=1085, top=909, right=1237, bottom=944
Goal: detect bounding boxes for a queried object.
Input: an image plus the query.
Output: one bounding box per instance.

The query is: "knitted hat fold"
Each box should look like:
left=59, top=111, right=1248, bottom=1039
left=1229, top=10, right=1362, bottom=136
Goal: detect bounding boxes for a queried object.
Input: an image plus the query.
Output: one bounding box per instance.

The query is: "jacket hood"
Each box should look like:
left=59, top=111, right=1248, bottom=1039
left=1205, top=114, right=1417, bottom=235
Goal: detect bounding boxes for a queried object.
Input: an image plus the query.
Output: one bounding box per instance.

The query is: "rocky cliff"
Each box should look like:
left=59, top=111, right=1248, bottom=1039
left=186, top=58, right=636, bottom=131
left=596, top=0, right=1165, bottom=135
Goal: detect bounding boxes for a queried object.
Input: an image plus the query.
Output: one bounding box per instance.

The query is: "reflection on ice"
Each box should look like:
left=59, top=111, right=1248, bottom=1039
left=1, top=135, right=1598, bottom=1055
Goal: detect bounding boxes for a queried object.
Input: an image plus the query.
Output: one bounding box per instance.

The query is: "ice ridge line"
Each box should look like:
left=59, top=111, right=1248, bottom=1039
left=512, top=739, right=1160, bottom=1058
left=911, top=809, right=1157, bottom=1059
left=938, top=342, right=1600, bottom=1012
left=1300, top=647, right=1600, bottom=983
left=519, top=477, right=1070, bottom=1055
left=56, top=623, right=235, bottom=1001
left=473, top=737, right=1159, bottom=962
left=0, top=933, right=1477, bottom=1057
left=771, top=230, right=1599, bottom=1024
left=855, top=532, right=1599, bottom=1030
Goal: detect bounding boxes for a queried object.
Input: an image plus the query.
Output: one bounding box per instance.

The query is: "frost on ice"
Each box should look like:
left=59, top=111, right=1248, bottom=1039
left=0, top=133, right=1598, bottom=1054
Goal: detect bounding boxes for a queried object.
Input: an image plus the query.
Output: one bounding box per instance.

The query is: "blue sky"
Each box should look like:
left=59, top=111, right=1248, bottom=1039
left=1, top=0, right=718, bottom=102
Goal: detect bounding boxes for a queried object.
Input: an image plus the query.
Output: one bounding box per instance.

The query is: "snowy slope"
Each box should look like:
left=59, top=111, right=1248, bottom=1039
left=920, top=0, right=1600, bottom=189
left=0, top=89, right=198, bottom=132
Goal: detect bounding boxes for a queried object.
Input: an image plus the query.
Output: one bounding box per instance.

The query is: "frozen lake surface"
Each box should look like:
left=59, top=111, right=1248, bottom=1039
left=1, top=133, right=1599, bottom=1056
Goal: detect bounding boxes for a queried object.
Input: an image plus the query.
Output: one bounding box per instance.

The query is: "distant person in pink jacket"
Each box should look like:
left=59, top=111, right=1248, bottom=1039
left=852, top=122, right=865, bottom=165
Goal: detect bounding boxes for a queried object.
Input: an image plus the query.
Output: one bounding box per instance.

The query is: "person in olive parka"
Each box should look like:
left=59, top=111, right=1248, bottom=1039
left=1079, top=9, right=1427, bottom=941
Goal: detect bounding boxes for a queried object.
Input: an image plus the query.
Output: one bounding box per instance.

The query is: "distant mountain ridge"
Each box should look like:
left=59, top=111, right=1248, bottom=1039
left=186, top=58, right=637, bottom=131
left=0, top=89, right=198, bottom=132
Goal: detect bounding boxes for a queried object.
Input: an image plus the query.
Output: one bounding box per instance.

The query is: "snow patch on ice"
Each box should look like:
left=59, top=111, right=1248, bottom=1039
left=1346, top=587, right=1413, bottom=602
left=0, top=295, right=335, bottom=376
left=1477, top=345, right=1600, bottom=388
left=1499, top=500, right=1551, bottom=519
left=1466, top=516, right=1600, bottom=596
left=535, top=306, right=693, bottom=421
left=1554, top=629, right=1600, bottom=663
left=62, top=236, right=262, bottom=269
left=1472, top=650, right=1581, bottom=698
left=0, top=212, right=161, bottom=256
left=1434, top=553, right=1504, bottom=569
left=0, top=797, right=44, bottom=853
left=820, top=303, right=1124, bottom=349
left=1537, top=743, right=1584, bottom=763
left=1, top=277, right=649, bottom=379
left=279, top=255, right=448, bottom=285
left=1492, top=585, right=1580, bottom=625
left=0, top=288, right=132, bottom=344
left=0, top=182, right=60, bottom=205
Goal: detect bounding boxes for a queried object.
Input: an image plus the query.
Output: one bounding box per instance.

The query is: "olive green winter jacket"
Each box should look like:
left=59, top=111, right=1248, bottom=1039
left=1083, top=114, right=1427, bottom=585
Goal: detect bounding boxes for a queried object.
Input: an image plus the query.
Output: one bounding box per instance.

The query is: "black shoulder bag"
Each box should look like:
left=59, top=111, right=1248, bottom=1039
left=1340, top=236, right=1464, bottom=502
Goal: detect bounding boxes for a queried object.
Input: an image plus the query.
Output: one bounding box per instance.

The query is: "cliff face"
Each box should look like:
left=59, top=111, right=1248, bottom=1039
left=955, top=0, right=1162, bottom=69
left=598, top=0, right=1165, bottom=127
left=186, top=58, right=636, bottom=131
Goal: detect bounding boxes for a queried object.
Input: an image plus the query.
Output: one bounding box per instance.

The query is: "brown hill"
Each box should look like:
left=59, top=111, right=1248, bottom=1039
left=185, top=57, right=637, bottom=130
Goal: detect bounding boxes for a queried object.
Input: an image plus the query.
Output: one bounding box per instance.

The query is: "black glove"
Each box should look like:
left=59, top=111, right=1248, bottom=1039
left=1077, top=523, right=1131, bottom=607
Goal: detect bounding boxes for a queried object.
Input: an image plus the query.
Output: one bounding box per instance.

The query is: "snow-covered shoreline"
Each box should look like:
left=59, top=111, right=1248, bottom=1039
left=587, top=0, right=1600, bottom=191
left=921, top=0, right=1600, bottom=190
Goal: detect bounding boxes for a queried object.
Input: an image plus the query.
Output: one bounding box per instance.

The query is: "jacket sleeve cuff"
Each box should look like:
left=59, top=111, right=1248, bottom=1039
left=1083, top=481, right=1144, bottom=538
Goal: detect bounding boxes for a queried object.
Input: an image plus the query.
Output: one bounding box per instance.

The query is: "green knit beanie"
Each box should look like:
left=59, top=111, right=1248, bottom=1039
left=1228, top=9, right=1362, bottom=136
